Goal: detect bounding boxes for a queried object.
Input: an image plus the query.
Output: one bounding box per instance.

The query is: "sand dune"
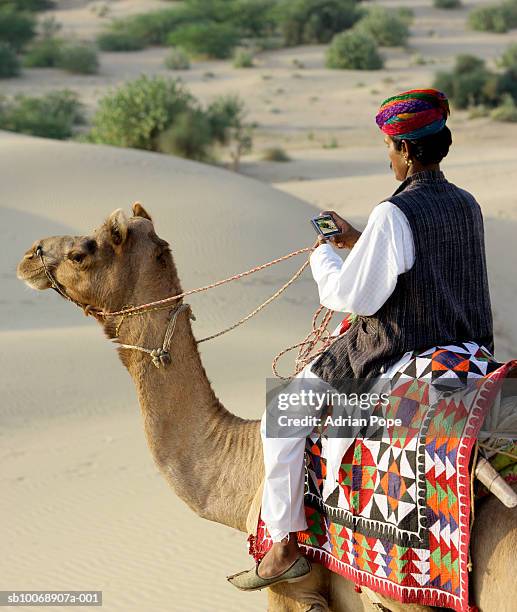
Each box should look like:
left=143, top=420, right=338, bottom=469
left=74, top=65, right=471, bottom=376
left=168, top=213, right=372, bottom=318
left=1, top=131, right=334, bottom=611
left=3, top=0, right=517, bottom=609
left=3, top=126, right=516, bottom=611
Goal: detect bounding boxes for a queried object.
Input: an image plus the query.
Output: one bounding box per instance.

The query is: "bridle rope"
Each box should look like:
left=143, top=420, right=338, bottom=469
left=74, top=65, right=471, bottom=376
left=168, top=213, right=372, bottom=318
left=36, top=240, right=341, bottom=376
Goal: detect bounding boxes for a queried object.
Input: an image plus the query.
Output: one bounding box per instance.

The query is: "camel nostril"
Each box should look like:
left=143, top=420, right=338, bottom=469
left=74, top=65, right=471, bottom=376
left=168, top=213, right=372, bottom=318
left=35, top=246, right=43, bottom=257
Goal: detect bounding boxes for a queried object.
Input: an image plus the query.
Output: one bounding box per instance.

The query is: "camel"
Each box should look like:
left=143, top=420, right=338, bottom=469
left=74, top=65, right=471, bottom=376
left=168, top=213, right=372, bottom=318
left=17, top=204, right=517, bottom=612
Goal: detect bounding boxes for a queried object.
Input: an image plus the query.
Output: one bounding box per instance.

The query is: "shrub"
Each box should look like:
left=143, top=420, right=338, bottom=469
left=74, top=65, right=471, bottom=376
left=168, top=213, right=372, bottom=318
left=97, top=31, right=145, bottom=51
left=498, top=42, right=517, bottom=68
left=231, top=0, right=277, bottom=37
left=0, top=89, right=84, bottom=138
left=56, top=43, right=99, bottom=74
left=0, top=42, right=20, bottom=77
left=205, top=94, right=253, bottom=169
left=433, top=0, right=461, bottom=8
left=432, top=54, right=499, bottom=109
left=89, top=75, right=194, bottom=150
left=354, top=6, right=410, bottom=47
left=468, top=5, right=511, bottom=33
left=454, top=53, right=486, bottom=74
left=167, top=22, right=240, bottom=58
left=206, top=94, right=245, bottom=143
left=101, top=8, right=193, bottom=48
left=157, top=109, right=213, bottom=160
left=233, top=48, right=254, bottom=67
left=251, top=35, right=284, bottom=51
left=7, top=0, right=54, bottom=10
left=0, top=4, right=36, bottom=51
left=496, top=65, right=517, bottom=103
left=468, top=105, right=490, bottom=119
left=277, top=0, right=363, bottom=46
left=490, top=93, right=517, bottom=121
left=164, top=46, right=190, bottom=70
left=326, top=30, right=383, bottom=70
left=182, top=0, right=277, bottom=35
left=89, top=76, right=254, bottom=163
left=261, top=146, right=290, bottom=161
left=396, top=7, right=414, bottom=24
left=432, top=70, right=455, bottom=97
left=23, top=36, right=62, bottom=67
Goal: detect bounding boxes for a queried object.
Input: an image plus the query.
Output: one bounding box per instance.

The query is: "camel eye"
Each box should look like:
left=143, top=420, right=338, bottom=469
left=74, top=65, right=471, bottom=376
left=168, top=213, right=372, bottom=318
left=68, top=251, right=86, bottom=264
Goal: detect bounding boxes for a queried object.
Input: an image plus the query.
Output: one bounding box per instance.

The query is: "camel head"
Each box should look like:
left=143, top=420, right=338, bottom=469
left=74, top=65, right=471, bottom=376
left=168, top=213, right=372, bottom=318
left=16, top=203, right=180, bottom=317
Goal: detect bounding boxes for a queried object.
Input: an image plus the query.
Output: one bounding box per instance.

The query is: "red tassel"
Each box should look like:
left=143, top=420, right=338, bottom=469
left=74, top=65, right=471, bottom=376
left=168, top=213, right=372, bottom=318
left=468, top=606, right=479, bottom=612
left=339, top=315, right=352, bottom=335
left=354, top=584, right=362, bottom=593
left=247, top=533, right=266, bottom=563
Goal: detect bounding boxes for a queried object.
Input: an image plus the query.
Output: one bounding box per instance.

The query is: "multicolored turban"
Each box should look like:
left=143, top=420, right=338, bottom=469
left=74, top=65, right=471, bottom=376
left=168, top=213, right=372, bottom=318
left=375, top=88, right=450, bottom=140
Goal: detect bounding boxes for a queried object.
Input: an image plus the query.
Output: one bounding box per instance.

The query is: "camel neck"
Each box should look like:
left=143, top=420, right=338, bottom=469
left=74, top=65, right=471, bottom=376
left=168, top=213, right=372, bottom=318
left=109, top=303, right=263, bottom=531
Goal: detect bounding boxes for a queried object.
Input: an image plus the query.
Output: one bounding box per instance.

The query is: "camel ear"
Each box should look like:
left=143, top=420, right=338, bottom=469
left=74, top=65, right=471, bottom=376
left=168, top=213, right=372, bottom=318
left=132, top=202, right=152, bottom=221
left=107, top=208, right=128, bottom=246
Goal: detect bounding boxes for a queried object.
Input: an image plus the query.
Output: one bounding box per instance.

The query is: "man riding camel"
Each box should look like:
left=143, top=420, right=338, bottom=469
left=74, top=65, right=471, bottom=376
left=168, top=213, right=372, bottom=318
left=227, top=88, right=494, bottom=590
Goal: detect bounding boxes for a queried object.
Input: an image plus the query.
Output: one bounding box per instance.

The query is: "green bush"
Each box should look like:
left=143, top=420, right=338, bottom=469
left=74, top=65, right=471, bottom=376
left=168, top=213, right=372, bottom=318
left=6, top=0, right=54, bottom=10
left=468, top=105, right=490, bottom=119
left=432, top=54, right=499, bottom=109
left=455, top=53, right=486, bottom=74
left=206, top=94, right=245, bottom=144
left=468, top=5, right=511, bottom=33
left=233, top=48, right=254, bottom=67
left=56, top=43, right=99, bottom=74
left=355, top=6, right=410, bottom=47
left=89, top=75, right=194, bottom=150
left=231, top=0, right=277, bottom=37
left=0, top=42, right=20, bottom=77
left=433, top=0, right=461, bottom=8
left=164, top=46, right=190, bottom=70
left=432, top=70, right=455, bottom=98
left=497, top=65, right=517, bottom=103
left=101, top=8, right=193, bottom=48
left=396, top=7, right=414, bottom=24
left=0, top=89, right=84, bottom=138
left=157, top=109, right=213, bottom=160
left=326, top=30, right=383, bottom=70
left=97, top=31, right=145, bottom=51
left=490, top=93, right=517, bottom=121
left=167, top=22, right=240, bottom=58
left=0, top=4, right=36, bottom=51
left=23, top=36, right=62, bottom=67
left=498, top=42, right=517, bottom=68
left=205, top=94, right=253, bottom=169
left=89, top=76, right=254, bottom=164
left=277, top=0, right=363, bottom=46
left=261, top=146, right=290, bottom=161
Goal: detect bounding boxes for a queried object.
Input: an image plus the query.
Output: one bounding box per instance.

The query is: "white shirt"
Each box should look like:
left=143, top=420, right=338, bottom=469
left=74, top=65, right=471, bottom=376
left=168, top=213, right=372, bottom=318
left=309, top=201, right=415, bottom=316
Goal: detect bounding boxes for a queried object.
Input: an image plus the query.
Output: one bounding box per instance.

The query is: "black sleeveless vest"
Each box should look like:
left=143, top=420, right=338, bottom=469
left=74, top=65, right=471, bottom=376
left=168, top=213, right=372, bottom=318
left=309, top=168, right=494, bottom=390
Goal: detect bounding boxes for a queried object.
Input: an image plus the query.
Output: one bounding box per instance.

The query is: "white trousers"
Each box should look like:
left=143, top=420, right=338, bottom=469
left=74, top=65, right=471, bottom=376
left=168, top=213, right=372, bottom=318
left=259, top=355, right=328, bottom=542
left=259, top=338, right=414, bottom=543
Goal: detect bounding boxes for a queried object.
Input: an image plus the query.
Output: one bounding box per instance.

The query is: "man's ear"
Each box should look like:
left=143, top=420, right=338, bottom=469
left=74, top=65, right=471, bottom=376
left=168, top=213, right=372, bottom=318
left=132, top=201, right=152, bottom=221
left=107, top=208, right=128, bottom=246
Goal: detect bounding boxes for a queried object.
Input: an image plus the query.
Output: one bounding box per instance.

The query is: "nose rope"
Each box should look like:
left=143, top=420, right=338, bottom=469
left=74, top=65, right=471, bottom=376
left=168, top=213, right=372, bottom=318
left=36, top=247, right=92, bottom=313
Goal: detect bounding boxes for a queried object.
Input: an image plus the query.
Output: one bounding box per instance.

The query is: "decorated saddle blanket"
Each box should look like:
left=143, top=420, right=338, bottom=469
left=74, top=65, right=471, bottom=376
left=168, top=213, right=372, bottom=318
left=250, top=341, right=517, bottom=612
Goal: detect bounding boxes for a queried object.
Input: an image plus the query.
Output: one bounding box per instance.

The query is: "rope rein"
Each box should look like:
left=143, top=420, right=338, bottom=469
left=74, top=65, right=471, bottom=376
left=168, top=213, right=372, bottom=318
left=97, top=244, right=317, bottom=318
left=37, top=239, right=339, bottom=376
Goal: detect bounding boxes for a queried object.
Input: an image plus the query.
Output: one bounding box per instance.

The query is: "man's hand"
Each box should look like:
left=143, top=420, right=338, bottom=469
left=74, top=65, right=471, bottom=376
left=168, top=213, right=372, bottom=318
left=319, top=210, right=361, bottom=249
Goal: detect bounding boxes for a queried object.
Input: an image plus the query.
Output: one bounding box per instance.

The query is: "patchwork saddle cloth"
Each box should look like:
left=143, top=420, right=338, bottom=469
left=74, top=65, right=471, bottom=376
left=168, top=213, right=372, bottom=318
left=250, top=340, right=517, bottom=612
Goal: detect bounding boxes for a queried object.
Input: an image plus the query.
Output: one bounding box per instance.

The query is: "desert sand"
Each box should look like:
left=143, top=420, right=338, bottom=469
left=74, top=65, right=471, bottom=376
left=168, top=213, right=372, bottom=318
left=2, top=0, right=517, bottom=610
